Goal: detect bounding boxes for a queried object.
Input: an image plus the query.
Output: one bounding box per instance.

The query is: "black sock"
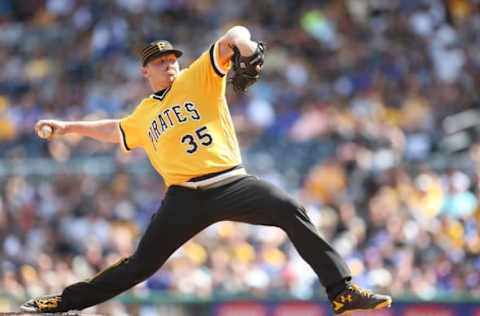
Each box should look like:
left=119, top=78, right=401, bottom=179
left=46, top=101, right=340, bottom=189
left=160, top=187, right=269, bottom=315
left=326, top=277, right=352, bottom=300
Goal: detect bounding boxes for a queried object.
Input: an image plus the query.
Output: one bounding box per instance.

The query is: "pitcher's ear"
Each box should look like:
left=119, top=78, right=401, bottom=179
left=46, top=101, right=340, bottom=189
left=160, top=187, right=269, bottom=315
left=141, top=66, right=149, bottom=78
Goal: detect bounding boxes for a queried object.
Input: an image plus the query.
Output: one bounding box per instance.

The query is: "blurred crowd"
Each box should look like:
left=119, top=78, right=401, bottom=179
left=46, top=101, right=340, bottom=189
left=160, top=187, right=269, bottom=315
left=1, top=0, right=480, bottom=313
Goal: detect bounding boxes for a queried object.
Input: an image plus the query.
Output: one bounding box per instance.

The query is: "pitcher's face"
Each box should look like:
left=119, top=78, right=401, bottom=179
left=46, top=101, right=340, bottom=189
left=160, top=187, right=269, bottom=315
left=143, top=53, right=180, bottom=88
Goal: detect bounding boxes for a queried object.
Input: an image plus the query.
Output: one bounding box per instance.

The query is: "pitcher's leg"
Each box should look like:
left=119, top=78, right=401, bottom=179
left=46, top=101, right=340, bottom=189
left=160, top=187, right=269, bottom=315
left=205, top=176, right=391, bottom=315
left=204, top=176, right=351, bottom=298
left=61, top=186, right=213, bottom=310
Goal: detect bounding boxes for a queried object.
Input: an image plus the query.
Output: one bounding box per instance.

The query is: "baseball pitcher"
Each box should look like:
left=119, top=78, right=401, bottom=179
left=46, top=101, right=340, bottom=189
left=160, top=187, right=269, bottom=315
left=22, top=26, right=391, bottom=315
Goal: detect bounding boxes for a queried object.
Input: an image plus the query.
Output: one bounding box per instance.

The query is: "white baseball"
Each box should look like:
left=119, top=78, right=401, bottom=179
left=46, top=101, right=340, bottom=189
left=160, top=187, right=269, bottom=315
left=38, top=125, right=53, bottom=139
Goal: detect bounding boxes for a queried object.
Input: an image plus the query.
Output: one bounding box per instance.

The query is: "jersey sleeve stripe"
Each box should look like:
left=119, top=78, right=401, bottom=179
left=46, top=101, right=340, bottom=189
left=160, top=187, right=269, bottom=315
left=209, top=43, right=226, bottom=78
left=118, top=122, right=131, bottom=151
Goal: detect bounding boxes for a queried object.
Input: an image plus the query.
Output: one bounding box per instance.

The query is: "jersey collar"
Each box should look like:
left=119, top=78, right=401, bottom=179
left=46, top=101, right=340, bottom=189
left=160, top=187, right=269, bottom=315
left=151, top=87, right=171, bottom=101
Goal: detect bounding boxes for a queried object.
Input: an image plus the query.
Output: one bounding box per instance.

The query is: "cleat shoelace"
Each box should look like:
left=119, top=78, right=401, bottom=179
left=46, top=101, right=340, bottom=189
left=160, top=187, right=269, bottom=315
left=350, top=284, right=374, bottom=298
left=35, top=296, right=61, bottom=309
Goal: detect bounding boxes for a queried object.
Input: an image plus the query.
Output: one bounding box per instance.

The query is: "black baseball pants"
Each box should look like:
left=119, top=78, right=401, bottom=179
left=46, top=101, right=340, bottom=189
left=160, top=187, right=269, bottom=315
left=61, top=175, right=351, bottom=310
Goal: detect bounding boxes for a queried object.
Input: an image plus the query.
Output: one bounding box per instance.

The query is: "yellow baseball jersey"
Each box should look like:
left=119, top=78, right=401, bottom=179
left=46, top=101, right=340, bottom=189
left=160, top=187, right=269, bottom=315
left=118, top=41, right=241, bottom=187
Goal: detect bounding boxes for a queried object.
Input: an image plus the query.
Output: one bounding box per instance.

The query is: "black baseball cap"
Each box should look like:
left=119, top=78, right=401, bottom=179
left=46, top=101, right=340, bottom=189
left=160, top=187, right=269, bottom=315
left=141, top=40, right=183, bottom=66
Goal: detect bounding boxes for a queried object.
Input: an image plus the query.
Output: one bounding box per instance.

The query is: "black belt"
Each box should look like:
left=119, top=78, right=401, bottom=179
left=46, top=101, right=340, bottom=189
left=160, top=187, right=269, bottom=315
left=189, top=165, right=243, bottom=182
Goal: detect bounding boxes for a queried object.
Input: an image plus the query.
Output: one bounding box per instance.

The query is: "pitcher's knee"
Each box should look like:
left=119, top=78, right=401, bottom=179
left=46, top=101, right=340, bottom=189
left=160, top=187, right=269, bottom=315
left=275, top=199, right=311, bottom=229
left=275, top=198, right=306, bottom=222
left=128, top=256, right=161, bottom=281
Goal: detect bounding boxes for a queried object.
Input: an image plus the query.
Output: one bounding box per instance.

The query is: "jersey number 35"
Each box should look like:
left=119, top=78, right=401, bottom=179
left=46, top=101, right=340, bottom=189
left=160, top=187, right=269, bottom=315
left=181, top=126, right=213, bottom=154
